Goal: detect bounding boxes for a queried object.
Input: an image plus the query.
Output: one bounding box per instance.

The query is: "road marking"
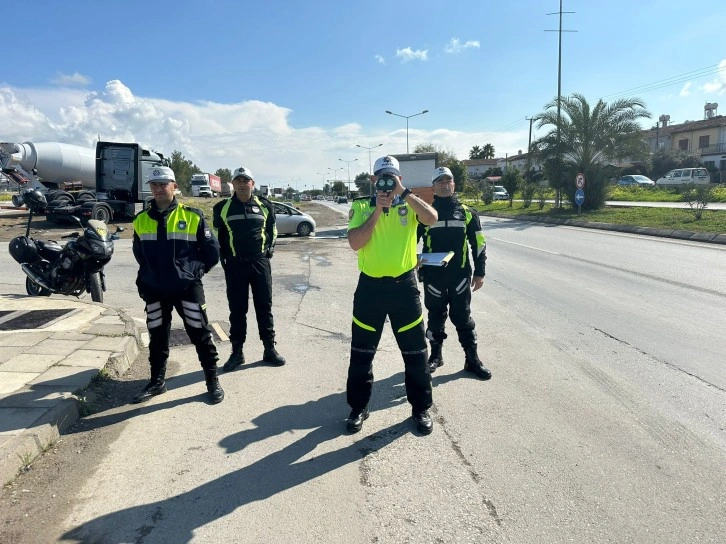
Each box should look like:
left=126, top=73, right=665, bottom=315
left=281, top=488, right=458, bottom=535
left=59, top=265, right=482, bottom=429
left=492, top=239, right=560, bottom=255
left=211, top=322, right=229, bottom=342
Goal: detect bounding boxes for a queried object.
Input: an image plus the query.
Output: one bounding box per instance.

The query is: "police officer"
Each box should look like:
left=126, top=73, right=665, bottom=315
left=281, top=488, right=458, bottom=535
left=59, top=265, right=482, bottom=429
left=418, top=166, right=491, bottom=380
left=213, top=167, right=285, bottom=370
left=132, top=166, right=224, bottom=404
left=346, top=155, right=438, bottom=435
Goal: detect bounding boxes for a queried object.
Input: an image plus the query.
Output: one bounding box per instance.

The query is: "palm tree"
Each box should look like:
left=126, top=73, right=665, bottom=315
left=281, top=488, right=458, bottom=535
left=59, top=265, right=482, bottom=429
left=469, top=145, right=483, bottom=159
left=532, top=93, right=650, bottom=209
left=482, top=143, right=495, bottom=159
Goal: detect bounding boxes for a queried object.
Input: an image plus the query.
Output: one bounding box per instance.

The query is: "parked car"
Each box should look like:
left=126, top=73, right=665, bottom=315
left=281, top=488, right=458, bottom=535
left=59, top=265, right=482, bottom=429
left=656, top=167, right=710, bottom=186
left=273, top=202, right=316, bottom=236
left=617, top=175, right=655, bottom=186
left=336, top=196, right=348, bottom=204
left=493, top=185, right=509, bottom=201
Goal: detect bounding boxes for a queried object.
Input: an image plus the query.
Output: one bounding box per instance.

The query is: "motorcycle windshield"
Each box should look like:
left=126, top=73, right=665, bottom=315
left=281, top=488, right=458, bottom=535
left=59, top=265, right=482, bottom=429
left=85, top=219, right=110, bottom=241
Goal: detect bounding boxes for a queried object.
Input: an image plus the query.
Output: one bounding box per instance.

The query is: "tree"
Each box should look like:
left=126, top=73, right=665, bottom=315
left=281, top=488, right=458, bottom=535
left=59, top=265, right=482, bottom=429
left=354, top=171, right=371, bottom=195
left=501, top=169, right=522, bottom=207
left=531, top=93, right=651, bottom=210
left=169, top=150, right=202, bottom=195
left=414, top=143, right=469, bottom=191
left=468, top=143, right=495, bottom=160
left=215, top=168, right=232, bottom=183
left=482, top=167, right=503, bottom=178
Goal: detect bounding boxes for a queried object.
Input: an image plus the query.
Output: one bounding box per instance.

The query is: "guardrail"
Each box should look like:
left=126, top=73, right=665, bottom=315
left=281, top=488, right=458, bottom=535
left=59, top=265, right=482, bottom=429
left=699, top=142, right=726, bottom=154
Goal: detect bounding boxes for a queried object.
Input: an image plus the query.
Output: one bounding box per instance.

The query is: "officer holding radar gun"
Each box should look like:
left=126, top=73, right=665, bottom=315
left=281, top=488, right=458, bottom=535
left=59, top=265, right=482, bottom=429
left=345, top=155, right=438, bottom=435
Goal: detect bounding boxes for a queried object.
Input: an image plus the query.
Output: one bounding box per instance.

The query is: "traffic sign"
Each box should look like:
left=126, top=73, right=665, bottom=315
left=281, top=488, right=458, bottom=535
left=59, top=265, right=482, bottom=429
left=575, top=189, right=585, bottom=206
left=575, top=173, right=585, bottom=188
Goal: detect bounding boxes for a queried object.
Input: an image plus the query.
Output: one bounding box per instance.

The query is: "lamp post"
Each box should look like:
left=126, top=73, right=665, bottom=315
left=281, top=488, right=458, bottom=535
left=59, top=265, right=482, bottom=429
left=338, top=158, right=358, bottom=197
left=385, top=109, right=429, bottom=153
left=356, top=143, right=383, bottom=175
left=328, top=167, right=342, bottom=196
left=316, top=172, right=326, bottom=197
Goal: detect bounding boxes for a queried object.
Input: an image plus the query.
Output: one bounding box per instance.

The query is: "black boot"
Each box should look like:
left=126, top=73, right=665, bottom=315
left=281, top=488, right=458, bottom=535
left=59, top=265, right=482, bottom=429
left=132, top=366, right=167, bottom=403
left=463, top=346, right=492, bottom=380
left=204, top=368, right=225, bottom=404
left=428, top=341, right=444, bottom=373
left=222, top=343, right=245, bottom=372
left=263, top=340, right=286, bottom=366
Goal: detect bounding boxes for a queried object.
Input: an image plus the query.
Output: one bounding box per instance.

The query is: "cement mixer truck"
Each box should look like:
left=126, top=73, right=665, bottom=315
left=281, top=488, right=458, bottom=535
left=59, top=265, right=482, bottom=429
left=0, top=140, right=170, bottom=223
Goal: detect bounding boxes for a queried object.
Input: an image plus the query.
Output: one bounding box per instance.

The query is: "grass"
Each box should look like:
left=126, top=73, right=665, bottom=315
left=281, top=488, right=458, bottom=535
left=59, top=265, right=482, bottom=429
left=467, top=201, right=726, bottom=234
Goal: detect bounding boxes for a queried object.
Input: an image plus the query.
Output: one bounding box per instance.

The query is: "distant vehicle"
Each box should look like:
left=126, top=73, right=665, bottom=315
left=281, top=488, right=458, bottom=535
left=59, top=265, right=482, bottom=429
left=493, top=185, right=509, bottom=201
left=617, top=175, right=655, bottom=186
left=336, top=196, right=348, bottom=204
left=301, top=194, right=311, bottom=201
left=315, top=195, right=325, bottom=201
left=190, top=174, right=213, bottom=197
left=273, top=202, right=316, bottom=236
left=656, top=168, right=710, bottom=186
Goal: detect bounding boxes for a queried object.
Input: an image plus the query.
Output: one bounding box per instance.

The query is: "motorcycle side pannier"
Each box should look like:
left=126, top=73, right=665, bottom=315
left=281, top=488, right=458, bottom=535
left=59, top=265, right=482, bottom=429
left=9, top=236, right=41, bottom=264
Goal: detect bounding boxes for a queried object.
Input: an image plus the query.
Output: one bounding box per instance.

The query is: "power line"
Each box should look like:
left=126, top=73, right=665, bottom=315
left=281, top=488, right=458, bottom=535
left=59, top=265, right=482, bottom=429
left=600, top=63, right=723, bottom=101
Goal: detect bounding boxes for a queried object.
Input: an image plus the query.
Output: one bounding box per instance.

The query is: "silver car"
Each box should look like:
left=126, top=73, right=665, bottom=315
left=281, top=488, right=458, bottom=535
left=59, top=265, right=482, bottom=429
left=273, top=202, right=316, bottom=236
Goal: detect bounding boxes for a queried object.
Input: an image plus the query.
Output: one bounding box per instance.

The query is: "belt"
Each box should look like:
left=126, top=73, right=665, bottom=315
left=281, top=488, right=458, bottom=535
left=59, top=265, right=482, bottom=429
left=231, top=252, right=265, bottom=263
left=360, top=269, right=415, bottom=283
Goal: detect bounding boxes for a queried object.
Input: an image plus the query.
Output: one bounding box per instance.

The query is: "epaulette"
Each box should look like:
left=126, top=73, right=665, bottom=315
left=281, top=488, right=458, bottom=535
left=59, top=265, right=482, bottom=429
left=179, top=203, right=205, bottom=217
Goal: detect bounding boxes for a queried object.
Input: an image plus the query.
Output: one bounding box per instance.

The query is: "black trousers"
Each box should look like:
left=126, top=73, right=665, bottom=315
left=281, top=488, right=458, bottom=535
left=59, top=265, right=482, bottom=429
left=423, top=270, right=477, bottom=347
left=144, top=280, right=218, bottom=371
left=224, top=256, right=275, bottom=345
left=347, top=270, right=432, bottom=413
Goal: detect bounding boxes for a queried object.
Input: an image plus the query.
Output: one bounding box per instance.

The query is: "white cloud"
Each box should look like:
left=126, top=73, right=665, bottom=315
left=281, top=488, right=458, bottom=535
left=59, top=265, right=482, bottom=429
left=0, top=79, right=530, bottom=185
left=50, top=72, right=92, bottom=86
left=375, top=55, right=385, bottom=65
left=701, top=59, right=726, bottom=94
left=679, top=82, right=692, bottom=97
left=395, top=47, right=428, bottom=63
left=444, top=38, right=480, bottom=54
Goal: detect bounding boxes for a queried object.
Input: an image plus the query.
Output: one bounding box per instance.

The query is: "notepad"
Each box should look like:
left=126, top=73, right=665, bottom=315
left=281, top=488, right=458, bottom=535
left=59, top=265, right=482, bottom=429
left=418, top=251, right=455, bottom=267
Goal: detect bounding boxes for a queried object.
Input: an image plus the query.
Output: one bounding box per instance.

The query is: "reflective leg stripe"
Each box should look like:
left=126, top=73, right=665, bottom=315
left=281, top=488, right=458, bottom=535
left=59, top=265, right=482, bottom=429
left=426, top=284, right=443, bottom=297
left=352, top=316, right=376, bottom=332
left=181, top=300, right=203, bottom=329
left=351, top=346, right=376, bottom=353
left=146, top=301, right=163, bottom=329
left=397, top=315, right=423, bottom=333
left=455, top=278, right=468, bottom=294
left=401, top=348, right=427, bottom=355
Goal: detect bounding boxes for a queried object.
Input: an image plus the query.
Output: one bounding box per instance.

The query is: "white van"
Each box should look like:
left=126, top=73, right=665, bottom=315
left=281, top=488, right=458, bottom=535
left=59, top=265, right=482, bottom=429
left=656, top=167, right=710, bottom=186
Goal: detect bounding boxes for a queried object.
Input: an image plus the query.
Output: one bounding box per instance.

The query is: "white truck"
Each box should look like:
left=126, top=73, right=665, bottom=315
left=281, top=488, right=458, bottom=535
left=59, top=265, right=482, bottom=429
left=190, top=173, right=213, bottom=197
left=0, top=140, right=170, bottom=223
left=393, top=152, right=438, bottom=203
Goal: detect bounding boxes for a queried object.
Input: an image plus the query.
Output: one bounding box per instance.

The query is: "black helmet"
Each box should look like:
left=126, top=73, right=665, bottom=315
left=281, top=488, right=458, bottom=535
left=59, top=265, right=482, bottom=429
left=22, top=189, right=47, bottom=211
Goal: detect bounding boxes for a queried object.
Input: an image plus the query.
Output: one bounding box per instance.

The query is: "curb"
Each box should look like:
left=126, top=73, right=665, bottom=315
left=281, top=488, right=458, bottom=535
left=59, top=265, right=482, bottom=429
left=0, top=303, right=143, bottom=486
left=479, top=212, right=726, bottom=245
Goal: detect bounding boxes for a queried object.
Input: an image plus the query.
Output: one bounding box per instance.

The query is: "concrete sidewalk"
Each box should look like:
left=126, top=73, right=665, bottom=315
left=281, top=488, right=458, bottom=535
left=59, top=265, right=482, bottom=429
left=0, top=294, right=142, bottom=484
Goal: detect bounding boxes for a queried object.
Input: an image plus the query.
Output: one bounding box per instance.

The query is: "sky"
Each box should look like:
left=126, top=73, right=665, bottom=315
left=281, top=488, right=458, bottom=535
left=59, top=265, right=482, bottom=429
left=1, top=0, right=725, bottom=190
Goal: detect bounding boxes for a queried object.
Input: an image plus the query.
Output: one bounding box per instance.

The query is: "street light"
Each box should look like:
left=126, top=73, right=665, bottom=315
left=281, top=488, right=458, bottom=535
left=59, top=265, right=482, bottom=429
left=385, top=109, right=429, bottom=153
left=356, top=143, right=383, bottom=175
left=316, top=172, right=326, bottom=197
left=339, top=158, right=358, bottom=197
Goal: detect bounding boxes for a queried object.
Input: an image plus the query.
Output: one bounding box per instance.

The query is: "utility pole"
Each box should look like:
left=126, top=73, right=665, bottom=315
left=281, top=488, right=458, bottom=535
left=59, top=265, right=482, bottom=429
left=546, top=0, right=576, bottom=207
left=526, top=116, right=535, bottom=180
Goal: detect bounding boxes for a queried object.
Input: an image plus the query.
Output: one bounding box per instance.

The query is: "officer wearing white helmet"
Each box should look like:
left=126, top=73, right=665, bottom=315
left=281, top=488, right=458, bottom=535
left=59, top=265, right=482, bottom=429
left=213, top=166, right=286, bottom=370
left=418, top=166, right=491, bottom=380
left=345, top=155, right=438, bottom=435
left=132, top=166, right=225, bottom=404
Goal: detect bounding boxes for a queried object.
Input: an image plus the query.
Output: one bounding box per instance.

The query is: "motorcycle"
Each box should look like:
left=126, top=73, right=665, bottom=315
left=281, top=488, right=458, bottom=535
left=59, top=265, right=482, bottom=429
left=8, top=189, right=123, bottom=303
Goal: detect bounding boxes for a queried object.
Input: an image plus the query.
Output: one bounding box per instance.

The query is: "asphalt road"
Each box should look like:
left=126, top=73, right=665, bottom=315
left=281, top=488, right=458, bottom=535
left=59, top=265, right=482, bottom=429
left=0, top=217, right=723, bottom=543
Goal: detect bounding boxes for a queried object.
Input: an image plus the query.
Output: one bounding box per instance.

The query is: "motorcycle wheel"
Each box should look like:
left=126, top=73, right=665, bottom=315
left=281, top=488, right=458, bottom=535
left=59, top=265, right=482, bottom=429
left=26, top=277, right=51, bottom=297
left=89, top=272, right=103, bottom=303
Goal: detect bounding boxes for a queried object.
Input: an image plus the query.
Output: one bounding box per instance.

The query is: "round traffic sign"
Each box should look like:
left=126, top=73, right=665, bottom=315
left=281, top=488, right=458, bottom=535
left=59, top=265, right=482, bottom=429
left=575, top=173, right=585, bottom=188
left=575, top=188, right=585, bottom=206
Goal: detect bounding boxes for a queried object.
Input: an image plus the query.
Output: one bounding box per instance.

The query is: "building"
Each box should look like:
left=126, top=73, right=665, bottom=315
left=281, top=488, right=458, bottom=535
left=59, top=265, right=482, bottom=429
left=462, top=158, right=498, bottom=179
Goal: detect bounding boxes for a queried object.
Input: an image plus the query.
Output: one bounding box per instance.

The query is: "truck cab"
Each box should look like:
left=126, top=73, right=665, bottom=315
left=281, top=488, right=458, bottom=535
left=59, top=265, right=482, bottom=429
left=190, top=174, right=213, bottom=197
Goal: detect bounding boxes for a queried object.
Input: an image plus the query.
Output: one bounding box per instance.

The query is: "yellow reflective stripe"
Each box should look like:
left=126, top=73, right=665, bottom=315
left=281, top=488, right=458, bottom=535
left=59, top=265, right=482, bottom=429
left=397, top=315, right=422, bottom=333
left=219, top=199, right=236, bottom=257
left=254, top=196, right=269, bottom=252
left=352, top=316, right=376, bottom=332
left=168, top=232, right=197, bottom=241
